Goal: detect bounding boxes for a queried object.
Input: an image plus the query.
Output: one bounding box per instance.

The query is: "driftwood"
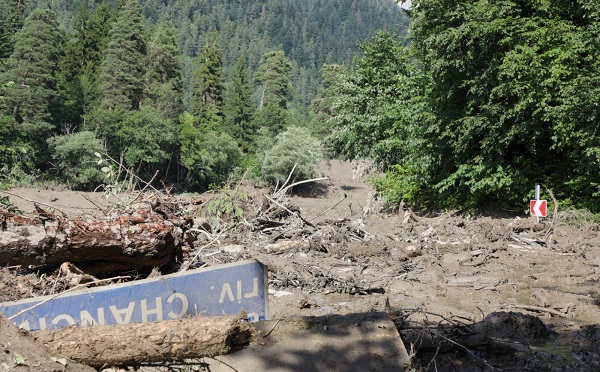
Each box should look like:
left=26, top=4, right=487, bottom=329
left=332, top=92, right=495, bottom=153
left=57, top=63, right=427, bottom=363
left=34, top=313, right=255, bottom=368
left=0, top=209, right=184, bottom=274
left=0, top=313, right=97, bottom=371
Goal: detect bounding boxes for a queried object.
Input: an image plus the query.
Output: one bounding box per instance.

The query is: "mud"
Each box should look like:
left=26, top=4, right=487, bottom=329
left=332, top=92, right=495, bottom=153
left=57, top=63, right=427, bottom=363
left=1, top=159, right=600, bottom=371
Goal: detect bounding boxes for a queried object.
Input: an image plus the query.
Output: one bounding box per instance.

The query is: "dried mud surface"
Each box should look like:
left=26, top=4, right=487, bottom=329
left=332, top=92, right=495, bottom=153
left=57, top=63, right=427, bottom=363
left=1, top=160, right=600, bottom=371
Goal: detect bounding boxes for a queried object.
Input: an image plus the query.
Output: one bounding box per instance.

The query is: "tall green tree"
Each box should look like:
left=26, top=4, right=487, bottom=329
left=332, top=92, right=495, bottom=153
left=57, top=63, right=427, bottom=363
left=253, top=50, right=292, bottom=135
left=97, top=0, right=146, bottom=112
left=223, top=56, right=254, bottom=152
left=0, top=9, right=63, bottom=140
left=254, top=50, right=292, bottom=111
left=190, top=31, right=224, bottom=130
left=0, top=0, right=25, bottom=61
left=143, top=18, right=183, bottom=120
left=71, top=2, right=113, bottom=116
left=309, top=64, right=343, bottom=140
left=328, top=32, right=424, bottom=166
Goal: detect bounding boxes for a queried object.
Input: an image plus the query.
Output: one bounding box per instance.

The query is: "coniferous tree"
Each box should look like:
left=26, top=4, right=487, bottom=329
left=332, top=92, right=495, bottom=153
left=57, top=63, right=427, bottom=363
left=309, top=64, right=343, bottom=140
left=190, top=32, right=224, bottom=130
left=223, top=56, right=254, bottom=152
left=0, top=9, right=63, bottom=138
left=76, top=2, right=113, bottom=114
left=254, top=50, right=292, bottom=110
left=253, top=50, right=292, bottom=135
left=0, top=0, right=25, bottom=61
left=143, top=18, right=183, bottom=120
left=98, top=0, right=146, bottom=112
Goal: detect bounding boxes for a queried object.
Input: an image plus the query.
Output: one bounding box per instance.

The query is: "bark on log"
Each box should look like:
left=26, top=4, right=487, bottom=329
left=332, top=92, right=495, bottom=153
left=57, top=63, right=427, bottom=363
left=34, top=313, right=255, bottom=368
left=0, top=209, right=184, bottom=274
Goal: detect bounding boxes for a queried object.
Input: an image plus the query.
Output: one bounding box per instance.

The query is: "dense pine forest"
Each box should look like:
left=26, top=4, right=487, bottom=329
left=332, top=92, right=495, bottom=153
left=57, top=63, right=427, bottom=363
left=2, top=0, right=600, bottom=213
left=0, top=0, right=407, bottom=191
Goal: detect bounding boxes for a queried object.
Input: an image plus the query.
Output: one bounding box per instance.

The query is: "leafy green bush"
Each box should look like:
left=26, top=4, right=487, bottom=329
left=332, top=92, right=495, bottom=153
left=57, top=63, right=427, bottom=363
left=370, top=164, right=419, bottom=208
left=47, top=131, right=105, bottom=189
left=260, top=126, right=324, bottom=186
left=180, top=112, right=242, bottom=189
left=204, top=184, right=247, bottom=231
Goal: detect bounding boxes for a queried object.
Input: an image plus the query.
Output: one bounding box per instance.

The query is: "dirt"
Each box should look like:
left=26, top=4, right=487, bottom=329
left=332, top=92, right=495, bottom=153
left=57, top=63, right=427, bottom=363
left=1, top=159, right=600, bottom=371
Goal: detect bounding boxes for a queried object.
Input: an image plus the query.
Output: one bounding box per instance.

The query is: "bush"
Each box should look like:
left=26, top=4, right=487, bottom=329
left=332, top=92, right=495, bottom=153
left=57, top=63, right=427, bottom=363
left=47, top=131, right=106, bottom=189
left=261, top=127, right=324, bottom=186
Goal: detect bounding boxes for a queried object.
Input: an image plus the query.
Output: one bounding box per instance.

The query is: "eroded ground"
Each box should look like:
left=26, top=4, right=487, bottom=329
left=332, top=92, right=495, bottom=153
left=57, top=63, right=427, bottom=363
left=1, top=160, right=600, bottom=371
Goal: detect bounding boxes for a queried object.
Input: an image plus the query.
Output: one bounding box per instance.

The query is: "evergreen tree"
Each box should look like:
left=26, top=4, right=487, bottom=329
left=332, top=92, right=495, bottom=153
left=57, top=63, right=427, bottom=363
left=223, top=56, right=254, bottom=152
left=0, top=9, right=63, bottom=138
left=143, top=18, right=183, bottom=120
left=254, top=50, right=292, bottom=110
left=253, top=50, right=292, bottom=135
left=76, top=2, right=113, bottom=114
left=98, top=0, right=146, bottom=111
left=190, top=31, right=224, bottom=130
left=309, top=64, right=343, bottom=140
left=0, top=0, right=25, bottom=61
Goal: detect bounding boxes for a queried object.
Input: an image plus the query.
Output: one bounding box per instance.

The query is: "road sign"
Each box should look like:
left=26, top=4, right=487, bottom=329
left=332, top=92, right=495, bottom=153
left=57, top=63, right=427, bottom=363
left=530, top=199, right=548, bottom=217
left=0, top=260, right=268, bottom=331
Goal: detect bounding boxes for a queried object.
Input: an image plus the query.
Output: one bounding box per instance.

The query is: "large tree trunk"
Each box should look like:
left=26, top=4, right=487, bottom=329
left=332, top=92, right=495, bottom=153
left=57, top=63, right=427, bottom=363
left=34, top=313, right=254, bottom=368
left=0, top=209, right=184, bottom=274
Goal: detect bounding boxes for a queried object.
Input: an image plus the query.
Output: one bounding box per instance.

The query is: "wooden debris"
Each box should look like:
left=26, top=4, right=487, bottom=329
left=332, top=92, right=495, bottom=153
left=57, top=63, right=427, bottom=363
left=512, top=304, right=569, bottom=318
left=34, top=313, right=255, bottom=368
left=0, top=209, right=184, bottom=274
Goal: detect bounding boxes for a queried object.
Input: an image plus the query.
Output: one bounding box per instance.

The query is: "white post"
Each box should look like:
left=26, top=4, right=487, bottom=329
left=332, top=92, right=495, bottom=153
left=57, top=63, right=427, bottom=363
left=535, top=184, right=540, bottom=223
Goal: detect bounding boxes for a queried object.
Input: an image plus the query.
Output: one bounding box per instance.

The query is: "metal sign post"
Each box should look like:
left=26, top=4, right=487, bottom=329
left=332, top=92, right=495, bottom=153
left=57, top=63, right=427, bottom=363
left=535, top=184, right=540, bottom=223
left=530, top=184, right=548, bottom=221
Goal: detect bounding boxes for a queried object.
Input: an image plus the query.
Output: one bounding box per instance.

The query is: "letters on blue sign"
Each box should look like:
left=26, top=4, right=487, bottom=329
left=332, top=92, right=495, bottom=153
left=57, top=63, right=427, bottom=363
left=0, top=260, right=268, bottom=330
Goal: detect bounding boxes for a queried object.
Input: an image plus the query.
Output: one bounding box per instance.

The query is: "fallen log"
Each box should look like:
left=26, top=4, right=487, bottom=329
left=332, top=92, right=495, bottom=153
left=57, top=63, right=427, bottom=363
left=0, top=313, right=96, bottom=371
left=0, top=209, right=184, bottom=274
left=33, top=313, right=255, bottom=368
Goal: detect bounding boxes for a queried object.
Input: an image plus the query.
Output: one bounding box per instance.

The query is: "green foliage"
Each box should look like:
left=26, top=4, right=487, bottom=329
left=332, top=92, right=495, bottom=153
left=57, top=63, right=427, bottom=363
left=56, top=3, right=113, bottom=128
left=98, top=0, right=146, bottom=111
left=0, top=196, right=23, bottom=213
left=254, top=50, right=292, bottom=112
left=180, top=112, right=242, bottom=189
left=223, top=56, right=254, bottom=152
left=144, top=18, right=183, bottom=120
left=204, top=183, right=247, bottom=231
left=309, top=64, right=344, bottom=140
left=0, top=9, right=62, bottom=136
left=557, top=208, right=600, bottom=228
left=47, top=131, right=105, bottom=189
left=0, top=114, right=30, bottom=170
left=0, top=0, right=25, bottom=61
left=190, top=32, right=224, bottom=129
left=0, top=0, right=409, bottom=193
left=261, top=126, right=324, bottom=186
left=117, top=106, right=178, bottom=179
left=328, top=32, right=425, bottom=166
left=327, top=2, right=600, bottom=212
left=250, top=102, right=289, bottom=138
left=370, top=164, right=419, bottom=208
left=406, top=0, right=600, bottom=210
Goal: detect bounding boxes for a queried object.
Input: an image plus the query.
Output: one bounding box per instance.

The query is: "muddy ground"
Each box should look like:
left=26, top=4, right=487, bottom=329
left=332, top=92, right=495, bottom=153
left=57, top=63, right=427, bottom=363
left=1, top=159, right=600, bottom=371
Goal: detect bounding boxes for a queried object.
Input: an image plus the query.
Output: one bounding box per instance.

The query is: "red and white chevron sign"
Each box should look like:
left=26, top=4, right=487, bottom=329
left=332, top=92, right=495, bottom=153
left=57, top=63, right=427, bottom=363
left=530, top=200, right=548, bottom=217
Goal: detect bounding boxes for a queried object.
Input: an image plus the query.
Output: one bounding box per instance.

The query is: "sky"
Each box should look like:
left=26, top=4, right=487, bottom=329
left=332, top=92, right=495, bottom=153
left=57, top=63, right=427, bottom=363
left=399, top=0, right=412, bottom=10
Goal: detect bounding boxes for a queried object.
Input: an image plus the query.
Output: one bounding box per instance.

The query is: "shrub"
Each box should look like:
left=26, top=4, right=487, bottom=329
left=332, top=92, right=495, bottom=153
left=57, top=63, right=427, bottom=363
left=261, top=126, right=324, bottom=186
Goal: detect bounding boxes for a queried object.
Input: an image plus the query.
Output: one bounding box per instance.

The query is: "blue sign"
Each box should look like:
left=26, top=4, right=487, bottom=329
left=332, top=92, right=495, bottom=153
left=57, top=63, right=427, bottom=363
left=0, top=260, right=268, bottom=331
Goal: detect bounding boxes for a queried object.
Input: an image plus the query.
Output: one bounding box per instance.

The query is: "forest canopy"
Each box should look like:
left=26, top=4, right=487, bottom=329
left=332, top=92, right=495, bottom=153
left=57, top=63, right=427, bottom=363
left=328, top=0, right=600, bottom=212
left=2, top=0, right=600, bottom=214
left=0, top=0, right=407, bottom=191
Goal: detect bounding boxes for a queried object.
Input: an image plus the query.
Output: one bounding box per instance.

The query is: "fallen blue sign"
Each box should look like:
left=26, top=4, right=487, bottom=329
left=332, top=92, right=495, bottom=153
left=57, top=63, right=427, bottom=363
left=0, top=260, right=268, bottom=331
